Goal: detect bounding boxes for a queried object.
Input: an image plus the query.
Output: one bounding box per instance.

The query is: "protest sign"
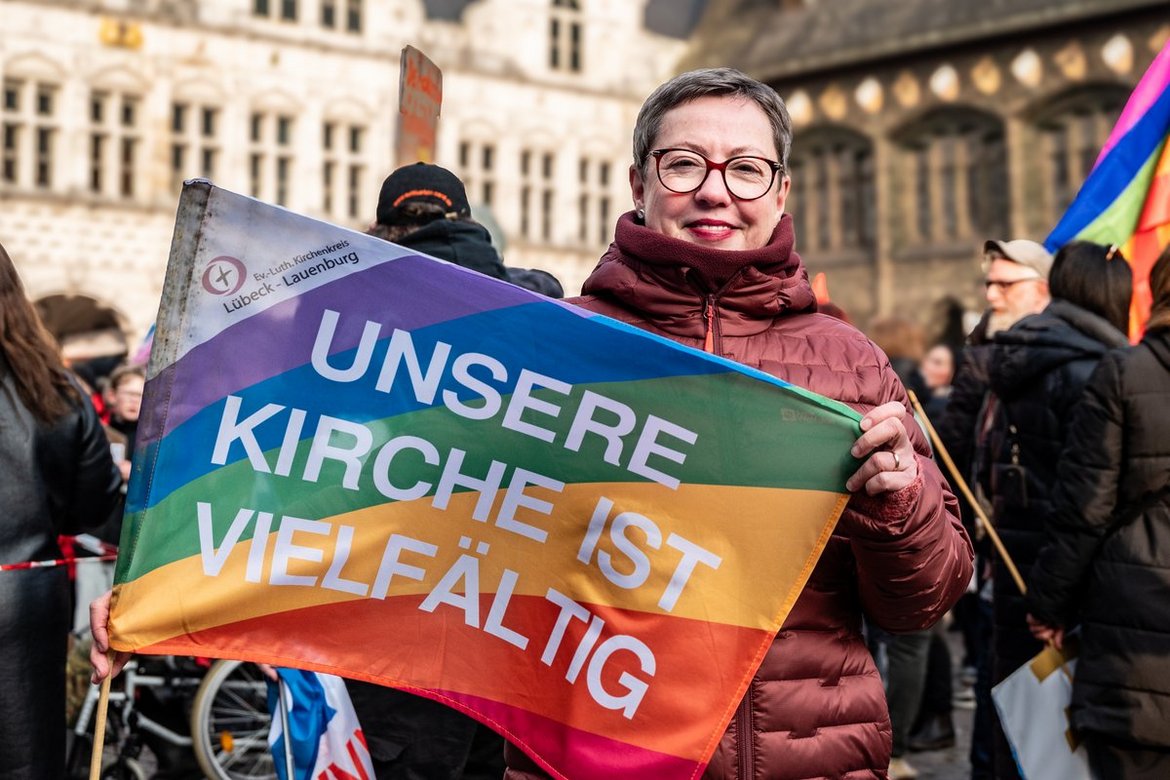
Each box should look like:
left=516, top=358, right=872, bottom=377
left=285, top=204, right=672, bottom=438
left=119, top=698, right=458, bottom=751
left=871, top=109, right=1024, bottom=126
left=396, top=45, right=442, bottom=165
left=109, top=180, right=862, bottom=780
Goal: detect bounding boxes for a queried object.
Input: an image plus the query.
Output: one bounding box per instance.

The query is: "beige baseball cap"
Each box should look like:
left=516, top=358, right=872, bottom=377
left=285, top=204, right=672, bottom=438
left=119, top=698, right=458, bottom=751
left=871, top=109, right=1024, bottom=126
left=983, top=239, right=1054, bottom=280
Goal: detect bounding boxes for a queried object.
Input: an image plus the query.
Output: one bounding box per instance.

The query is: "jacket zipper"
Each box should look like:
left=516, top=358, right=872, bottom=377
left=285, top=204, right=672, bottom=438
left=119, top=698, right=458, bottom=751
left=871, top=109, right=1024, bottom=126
left=735, top=682, right=754, bottom=779
left=703, top=295, right=722, bottom=354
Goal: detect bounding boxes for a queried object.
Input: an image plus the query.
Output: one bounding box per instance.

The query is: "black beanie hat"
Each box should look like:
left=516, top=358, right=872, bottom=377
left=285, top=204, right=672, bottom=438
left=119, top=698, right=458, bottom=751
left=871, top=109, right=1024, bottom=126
left=376, top=162, right=471, bottom=226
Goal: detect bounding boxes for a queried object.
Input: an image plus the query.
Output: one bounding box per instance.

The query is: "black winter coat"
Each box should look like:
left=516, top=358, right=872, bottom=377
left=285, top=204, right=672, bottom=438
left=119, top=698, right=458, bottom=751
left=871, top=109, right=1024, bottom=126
left=985, top=300, right=1129, bottom=685
left=0, top=353, right=122, bottom=779
left=1027, top=328, right=1170, bottom=748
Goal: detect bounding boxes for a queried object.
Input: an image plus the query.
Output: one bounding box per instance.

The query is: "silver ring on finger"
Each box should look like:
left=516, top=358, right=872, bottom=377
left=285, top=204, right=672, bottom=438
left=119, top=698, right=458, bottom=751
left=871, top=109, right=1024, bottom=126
left=892, top=450, right=901, bottom=471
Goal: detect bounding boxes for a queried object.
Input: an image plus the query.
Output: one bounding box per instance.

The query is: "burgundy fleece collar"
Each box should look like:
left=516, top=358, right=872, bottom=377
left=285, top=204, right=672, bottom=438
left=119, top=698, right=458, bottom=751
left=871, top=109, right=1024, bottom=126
left=615, top=211, right=795, bottom=290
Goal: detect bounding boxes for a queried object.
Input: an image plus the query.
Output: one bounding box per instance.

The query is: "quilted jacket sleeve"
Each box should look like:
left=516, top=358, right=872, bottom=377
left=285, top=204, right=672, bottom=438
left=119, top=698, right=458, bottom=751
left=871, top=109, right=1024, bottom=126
left=1025, top=353, right=1124, bottom=627
left=840, top=358, right=974, bottom=634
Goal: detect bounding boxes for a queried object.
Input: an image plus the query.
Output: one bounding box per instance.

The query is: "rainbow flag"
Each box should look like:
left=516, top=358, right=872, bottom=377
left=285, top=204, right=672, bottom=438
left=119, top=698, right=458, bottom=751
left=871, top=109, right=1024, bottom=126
left=109, top=182, right=862, bottom=780
left=1046, top=39, right=1170, bottom=338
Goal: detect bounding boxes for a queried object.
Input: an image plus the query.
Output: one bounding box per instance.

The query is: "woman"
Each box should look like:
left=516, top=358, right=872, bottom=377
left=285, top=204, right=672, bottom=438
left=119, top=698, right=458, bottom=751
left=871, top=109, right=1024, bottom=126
left=919, top=343, right=955, bottom=421
left=0, top=242, right=122, bottom=778
left=503, top=67, right=972, bottom=780
left=983, top=240, right=1132, bottom=780
left=1027, top=244, right=1170, bottom=778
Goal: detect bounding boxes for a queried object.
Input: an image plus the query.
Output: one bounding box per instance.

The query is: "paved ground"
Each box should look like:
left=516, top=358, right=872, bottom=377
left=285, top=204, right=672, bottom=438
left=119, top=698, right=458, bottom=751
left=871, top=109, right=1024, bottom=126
left=905, top=699, right=973, bottom=779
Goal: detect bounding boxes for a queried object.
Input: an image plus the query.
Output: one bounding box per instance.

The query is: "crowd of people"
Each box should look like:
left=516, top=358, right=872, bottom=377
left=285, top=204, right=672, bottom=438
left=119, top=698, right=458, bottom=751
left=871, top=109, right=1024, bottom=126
left=2, top=65, right=1168, bottom=780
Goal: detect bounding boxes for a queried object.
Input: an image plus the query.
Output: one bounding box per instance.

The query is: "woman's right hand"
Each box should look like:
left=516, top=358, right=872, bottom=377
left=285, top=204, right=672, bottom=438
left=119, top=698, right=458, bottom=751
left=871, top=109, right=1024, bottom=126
left=89, top=590, right=132, bottom=684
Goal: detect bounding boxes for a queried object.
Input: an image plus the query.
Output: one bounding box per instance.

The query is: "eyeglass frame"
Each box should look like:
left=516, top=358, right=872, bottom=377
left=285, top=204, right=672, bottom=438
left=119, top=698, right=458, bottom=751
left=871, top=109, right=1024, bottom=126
left=983, top=276, right=1043, bottom=293
left=647, top=148, right=784, bottom=201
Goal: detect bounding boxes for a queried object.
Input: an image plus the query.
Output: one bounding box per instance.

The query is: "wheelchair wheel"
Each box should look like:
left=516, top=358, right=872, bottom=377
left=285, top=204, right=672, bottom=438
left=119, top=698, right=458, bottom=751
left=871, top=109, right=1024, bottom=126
left=189, top=660, right=276, bottom=780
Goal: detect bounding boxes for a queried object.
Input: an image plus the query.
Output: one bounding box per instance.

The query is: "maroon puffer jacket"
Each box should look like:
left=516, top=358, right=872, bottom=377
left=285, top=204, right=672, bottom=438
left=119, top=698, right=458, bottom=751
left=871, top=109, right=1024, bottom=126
left=505, top=213, right=972, bottom=780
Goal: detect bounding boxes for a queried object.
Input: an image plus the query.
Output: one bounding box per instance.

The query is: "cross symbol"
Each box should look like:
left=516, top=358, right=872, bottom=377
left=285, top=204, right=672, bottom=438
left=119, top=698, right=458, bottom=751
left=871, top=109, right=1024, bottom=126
left=213, top=264, right=234, bottom=290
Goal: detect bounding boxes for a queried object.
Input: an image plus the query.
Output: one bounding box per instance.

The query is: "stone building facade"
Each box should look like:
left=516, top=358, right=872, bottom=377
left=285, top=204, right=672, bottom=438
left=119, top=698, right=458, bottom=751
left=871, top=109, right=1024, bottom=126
left=0, top=0, right=695, bottom=355
left=684, top=0, right=1169, bottom=331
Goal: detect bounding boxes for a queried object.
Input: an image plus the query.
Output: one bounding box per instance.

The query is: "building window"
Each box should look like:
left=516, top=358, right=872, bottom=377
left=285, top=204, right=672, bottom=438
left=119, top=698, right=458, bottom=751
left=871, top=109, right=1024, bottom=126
left=88, top=88, right=139, bottom=199
left=171, top=100, right=221, bottom=190
left=1035, top=88, right=1126, bottom=223
left=519, top=147, right=556, bottom=241
left=550, top=0, right=583, bottom=73
left=457, top=139, right=496, bottom=209
left=787, top=127, right=875, bottom=255
left=577, top=157, right=613, bottom=246
left=346, top=0, right=362, bottom=32
left=913, top=145, right=932, bottom=241
left=1, top=78, right=59, bottom=190
left=896, top=109, right=1008, bottom=245
left=323, top=119, right=367, bottom=221
left=321, top=0, right=336, bottom=27
left=967, top=127, right=1006, bottom=240
left=253, top=0, right=296, bottom=21
left=249, top=111, right=296, bottom=205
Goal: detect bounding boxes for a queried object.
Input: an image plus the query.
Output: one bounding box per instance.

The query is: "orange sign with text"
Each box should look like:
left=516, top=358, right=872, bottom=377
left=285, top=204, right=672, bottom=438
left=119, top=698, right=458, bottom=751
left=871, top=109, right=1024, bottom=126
left=396, top=45, right=443, bottom=166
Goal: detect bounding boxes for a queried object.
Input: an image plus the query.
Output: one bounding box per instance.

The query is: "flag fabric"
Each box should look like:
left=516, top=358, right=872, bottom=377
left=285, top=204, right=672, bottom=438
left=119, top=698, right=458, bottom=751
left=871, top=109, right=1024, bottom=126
left=107, top=181, right=862, bottom=780
left=267, top=668, right=375, bottom=780
left=992, top=643, right=1091, bottom=780
left=1046, top=39, right=1170, bottom=338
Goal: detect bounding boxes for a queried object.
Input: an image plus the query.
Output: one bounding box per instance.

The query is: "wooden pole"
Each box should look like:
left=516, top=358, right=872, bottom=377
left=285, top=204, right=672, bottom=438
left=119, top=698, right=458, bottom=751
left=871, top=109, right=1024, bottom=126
left=88, top=652, right=114, bottom=780
left=908, top=390, right=1029, bottom=596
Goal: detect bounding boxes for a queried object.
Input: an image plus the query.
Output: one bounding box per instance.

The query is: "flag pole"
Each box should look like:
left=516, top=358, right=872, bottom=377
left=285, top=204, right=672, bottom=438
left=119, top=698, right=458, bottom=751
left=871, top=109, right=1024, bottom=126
left=277, top=674, right=296, bottom=780
left=908, top=390, right=1028, bottom=596
left=88, top=652, right=114, bottom=780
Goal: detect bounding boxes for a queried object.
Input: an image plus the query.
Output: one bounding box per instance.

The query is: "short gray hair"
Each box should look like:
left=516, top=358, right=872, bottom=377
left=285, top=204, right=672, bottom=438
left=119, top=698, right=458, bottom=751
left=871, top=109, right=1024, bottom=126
left=632, top=68, right=793, bottom=176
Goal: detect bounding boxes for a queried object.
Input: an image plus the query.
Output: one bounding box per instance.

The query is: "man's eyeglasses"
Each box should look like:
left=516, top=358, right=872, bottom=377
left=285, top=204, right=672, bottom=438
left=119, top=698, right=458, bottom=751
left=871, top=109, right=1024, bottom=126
left=984, top=277, right=1042, bottom=293
left=649, top=148, right=783, bottom=201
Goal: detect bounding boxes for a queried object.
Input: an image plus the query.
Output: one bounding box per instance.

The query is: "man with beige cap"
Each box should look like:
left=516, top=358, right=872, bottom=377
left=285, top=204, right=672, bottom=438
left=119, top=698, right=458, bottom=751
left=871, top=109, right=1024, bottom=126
left=930, top=237, right=1052, bottom=780
left=982, top=239, right=1052, bottom=334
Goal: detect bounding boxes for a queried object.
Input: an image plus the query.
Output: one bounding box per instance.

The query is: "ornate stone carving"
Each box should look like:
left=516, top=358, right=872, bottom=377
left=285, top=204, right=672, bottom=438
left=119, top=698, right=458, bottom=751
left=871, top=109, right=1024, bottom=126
left=1011, top=48, right=1043, bottom=87
left=929, top=64, right=960, bottom=101
left=855, top=77, right=883, bottom=114
left=971, top=56, right=1001, bottom=95
left=893, top=71, right=920, bottom=108
left=1102, top=34, right=1134, bottom=75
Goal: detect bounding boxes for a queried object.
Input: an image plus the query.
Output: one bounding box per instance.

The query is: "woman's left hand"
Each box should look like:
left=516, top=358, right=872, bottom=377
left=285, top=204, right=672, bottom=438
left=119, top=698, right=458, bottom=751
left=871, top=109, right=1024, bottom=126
left=845, top=401, right=918, bottom=495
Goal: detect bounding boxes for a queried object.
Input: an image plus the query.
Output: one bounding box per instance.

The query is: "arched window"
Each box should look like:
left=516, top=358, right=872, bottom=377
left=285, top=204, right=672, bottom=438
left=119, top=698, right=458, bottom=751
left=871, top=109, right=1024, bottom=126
left=894, top=108, right=1008, bottom=245
left=788, top=126, right=875, bottom=254
left=1029, top=86, right=1128, bottom=222
left=550, top=0, right=583, bottom=73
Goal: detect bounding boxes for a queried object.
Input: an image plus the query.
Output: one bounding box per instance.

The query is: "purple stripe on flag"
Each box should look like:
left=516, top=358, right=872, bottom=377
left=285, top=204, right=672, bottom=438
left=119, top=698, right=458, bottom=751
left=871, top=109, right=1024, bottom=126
left=138, top=254, right=537, bottom=445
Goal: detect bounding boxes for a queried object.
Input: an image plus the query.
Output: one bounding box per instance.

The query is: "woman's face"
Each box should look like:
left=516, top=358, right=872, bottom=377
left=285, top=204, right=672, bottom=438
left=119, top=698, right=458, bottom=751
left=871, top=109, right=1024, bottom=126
left=920, top=345, right=955, bottom=391
left=631, top=95, right=790, bottom=252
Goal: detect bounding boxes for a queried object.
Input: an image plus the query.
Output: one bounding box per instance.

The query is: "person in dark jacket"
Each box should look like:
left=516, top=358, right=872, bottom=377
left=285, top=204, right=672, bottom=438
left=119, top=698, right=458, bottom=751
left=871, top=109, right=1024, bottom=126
left=503, top=66, right=972, bottom=780
left=984, top=240, right=1132, bottom=780
left=0, top=241, right=122, bottom=780
left=367, top=162, right=563, bottom=300
left=1027, top=243, right=1170, bottom=779
left=347, top=162, right=562, bottom=780
left=934, top=239, right=1053, bottom=779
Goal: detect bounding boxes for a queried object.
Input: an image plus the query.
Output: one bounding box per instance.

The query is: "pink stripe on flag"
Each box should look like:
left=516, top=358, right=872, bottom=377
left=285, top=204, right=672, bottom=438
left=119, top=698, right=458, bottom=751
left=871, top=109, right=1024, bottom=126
left=1096, top=40, right=1170, bottom=165
left=437, top=689, right=709, bottom=780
